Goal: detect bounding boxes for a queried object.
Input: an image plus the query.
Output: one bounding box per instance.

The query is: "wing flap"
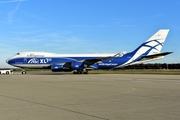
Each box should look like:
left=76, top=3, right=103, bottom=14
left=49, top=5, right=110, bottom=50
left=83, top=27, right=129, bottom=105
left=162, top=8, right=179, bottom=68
left=83, top=56, right=115, bottom=65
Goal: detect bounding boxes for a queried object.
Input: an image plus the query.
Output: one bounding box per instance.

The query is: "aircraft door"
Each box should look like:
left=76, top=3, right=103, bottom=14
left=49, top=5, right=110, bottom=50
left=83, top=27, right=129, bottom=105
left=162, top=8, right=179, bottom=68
left=24, top=58, right=27, bottom=63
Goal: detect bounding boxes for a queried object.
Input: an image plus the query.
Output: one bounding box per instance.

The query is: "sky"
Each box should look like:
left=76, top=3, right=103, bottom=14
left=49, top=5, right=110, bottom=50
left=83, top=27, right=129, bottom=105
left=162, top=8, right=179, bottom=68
left=0, top=0, right=180, bottom=68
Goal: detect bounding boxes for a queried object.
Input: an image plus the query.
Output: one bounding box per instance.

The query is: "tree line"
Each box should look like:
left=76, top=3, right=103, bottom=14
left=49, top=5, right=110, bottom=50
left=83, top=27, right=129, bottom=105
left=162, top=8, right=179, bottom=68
left=123, top=63, right=180, bottom=69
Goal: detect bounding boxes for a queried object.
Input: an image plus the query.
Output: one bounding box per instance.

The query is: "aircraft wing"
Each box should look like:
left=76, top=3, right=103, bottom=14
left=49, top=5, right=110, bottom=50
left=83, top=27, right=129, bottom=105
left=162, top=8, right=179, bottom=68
left=77, top=52, right=126, bottom=65
left=51, top=55, right=116, bottom=69
left=82, top=52, right=127, bottom=65
left=83, top=56, right=115, bottom=65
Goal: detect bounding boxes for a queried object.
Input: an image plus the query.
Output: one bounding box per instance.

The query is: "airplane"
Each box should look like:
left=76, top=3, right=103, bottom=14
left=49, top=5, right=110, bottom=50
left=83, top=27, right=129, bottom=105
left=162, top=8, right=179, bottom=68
left=6, top=29, right=172, bottom=74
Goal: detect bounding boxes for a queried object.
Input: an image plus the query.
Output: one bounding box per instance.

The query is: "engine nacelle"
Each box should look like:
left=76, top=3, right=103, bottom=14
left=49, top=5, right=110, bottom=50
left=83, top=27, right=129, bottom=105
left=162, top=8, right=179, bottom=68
left=71, top=62, right=84, bottom=70
left=51, top=64, right=64, bottom=72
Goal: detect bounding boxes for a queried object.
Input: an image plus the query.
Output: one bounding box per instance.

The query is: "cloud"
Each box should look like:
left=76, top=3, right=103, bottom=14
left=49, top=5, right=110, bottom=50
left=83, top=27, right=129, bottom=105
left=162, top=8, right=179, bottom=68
left=9, top=30, right=95, bottom=53
left=5, top=0, right=26, bottom=24
left=0, top=0, right=26, bottom=4
left=0, top=43, right=17, bottom=53
left=7, top=2, right=21, bottom=24
left=13, top=28, right=53, bottom=35
left=69, top=18, right=136, bottom=28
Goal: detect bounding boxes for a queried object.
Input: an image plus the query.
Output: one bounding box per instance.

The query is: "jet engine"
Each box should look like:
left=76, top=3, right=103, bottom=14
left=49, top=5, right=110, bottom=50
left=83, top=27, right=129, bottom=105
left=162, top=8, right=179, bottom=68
left=71, top=62, right=85, bottom=70
left=51, top=64, right=72, bottom=72
left=51, top=64, right=64, bottom=72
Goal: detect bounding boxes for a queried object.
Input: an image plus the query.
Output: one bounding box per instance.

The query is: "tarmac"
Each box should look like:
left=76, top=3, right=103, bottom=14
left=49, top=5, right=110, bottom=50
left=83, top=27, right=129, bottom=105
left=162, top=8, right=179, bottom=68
left=0, top=74, right=180, bottom=120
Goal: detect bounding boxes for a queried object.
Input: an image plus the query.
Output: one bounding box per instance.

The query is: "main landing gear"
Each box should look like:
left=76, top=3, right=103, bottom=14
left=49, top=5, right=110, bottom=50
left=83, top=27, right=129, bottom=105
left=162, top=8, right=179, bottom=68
left=21, top=69, right=26, bottom=74
left=73, top=69, right=89, bottom=74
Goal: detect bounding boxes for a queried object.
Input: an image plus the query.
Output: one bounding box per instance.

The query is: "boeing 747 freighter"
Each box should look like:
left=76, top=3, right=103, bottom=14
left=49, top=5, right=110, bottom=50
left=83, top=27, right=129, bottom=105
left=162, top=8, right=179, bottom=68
left=6, top=29, right=172, bottom=74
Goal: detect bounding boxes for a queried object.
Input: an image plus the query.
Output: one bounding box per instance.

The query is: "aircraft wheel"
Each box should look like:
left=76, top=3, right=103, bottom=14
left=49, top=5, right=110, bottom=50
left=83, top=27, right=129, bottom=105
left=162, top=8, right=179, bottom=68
left=83, top=71, right=87, bottom=74
left=22, top=71, right=26, bottom=74
left=83, top=70, right=88, bottom=74
left=73, top=70, right=88, bottom=74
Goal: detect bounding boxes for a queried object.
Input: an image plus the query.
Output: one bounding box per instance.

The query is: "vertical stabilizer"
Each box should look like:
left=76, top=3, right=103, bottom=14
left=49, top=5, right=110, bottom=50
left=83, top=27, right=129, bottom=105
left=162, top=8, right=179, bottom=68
left=119, top=29, right=170, bottom=67
left=133, top=29, right=169, bottom=55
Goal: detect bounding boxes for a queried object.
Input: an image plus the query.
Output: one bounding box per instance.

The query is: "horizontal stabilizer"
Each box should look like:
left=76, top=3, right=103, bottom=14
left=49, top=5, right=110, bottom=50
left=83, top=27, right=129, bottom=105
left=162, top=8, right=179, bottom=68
left=140, top=52, right=173, bottom=59
left=125, top=52, right=173, bottom=66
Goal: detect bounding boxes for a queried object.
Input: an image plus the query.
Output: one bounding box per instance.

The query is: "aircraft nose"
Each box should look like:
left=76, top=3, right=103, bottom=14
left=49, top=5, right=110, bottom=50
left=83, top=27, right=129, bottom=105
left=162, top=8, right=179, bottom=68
left=6, top=58, right=12, bottom=65
left=6, top=59, right=10, bottom=64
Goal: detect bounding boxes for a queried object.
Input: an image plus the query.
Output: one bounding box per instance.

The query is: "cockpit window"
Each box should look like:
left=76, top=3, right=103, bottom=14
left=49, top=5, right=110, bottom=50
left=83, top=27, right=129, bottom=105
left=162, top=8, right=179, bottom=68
left=16, top=53, right=20, bottom=55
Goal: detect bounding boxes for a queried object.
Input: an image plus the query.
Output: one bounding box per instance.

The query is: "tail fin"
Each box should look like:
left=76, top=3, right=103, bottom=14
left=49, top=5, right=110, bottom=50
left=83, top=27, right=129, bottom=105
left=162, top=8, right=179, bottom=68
left=118, top=29, right=170, bottom=67
left=133, top=29, right=169, bottom=55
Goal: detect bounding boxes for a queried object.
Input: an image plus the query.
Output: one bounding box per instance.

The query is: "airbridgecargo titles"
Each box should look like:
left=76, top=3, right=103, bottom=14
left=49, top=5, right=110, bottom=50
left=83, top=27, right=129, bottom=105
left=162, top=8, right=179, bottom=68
left=99, top=63, right=118, bottom=66
left=6, top=29, right=172, bottom=74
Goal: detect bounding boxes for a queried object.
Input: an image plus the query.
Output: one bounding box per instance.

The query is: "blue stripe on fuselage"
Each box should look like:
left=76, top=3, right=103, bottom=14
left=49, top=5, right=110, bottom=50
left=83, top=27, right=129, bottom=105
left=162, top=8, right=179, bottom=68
left=8, top=54, right=134, bottom=69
